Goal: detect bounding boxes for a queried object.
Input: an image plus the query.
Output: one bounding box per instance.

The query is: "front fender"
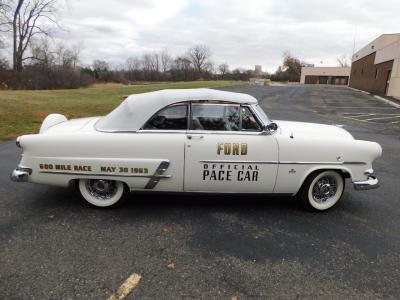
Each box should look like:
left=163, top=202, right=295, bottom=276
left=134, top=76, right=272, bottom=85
left=273, top=136, right=382, bottom=194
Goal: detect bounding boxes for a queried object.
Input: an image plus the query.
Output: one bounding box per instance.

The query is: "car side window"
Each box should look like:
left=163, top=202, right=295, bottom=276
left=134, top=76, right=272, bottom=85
left=191, top=104, right=240, bottom=131
left=143, top=103, right=188, bottom=130
left=241, top=106, right=262, bottom=131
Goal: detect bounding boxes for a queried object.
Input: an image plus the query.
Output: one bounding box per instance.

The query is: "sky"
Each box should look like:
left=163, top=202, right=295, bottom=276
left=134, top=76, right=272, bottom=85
left=20, top=0, right=400, bottom=72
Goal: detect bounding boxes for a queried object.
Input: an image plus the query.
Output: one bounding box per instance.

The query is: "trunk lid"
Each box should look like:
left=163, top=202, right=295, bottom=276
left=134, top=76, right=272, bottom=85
left=42, top=117, right=100, bottom=135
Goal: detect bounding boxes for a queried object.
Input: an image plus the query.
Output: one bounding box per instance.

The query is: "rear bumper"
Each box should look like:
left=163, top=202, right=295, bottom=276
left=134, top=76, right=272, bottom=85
left=353, top=169, right=379, bottom=190
left=10, top=166, right=32, bottom=182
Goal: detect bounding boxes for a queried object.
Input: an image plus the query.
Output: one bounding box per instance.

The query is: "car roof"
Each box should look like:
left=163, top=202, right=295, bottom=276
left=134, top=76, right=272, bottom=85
left=95, top=88, right=258, bottom=132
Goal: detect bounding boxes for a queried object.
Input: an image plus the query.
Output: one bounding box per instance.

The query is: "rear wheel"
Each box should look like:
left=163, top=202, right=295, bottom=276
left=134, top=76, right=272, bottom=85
left=78, top=179, right=127, bottom=208
left=299, top=170, right=345, bottom=211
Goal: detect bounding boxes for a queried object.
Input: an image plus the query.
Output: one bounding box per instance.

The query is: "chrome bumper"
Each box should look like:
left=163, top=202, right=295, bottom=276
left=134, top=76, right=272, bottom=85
left=353, top=169, right=379, bottom=190
left=10, top=167, right=32, bottom=182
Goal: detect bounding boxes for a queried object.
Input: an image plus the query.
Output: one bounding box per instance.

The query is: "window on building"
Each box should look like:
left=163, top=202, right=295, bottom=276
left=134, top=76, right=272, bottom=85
left=375, top=68, right=379, bottom=79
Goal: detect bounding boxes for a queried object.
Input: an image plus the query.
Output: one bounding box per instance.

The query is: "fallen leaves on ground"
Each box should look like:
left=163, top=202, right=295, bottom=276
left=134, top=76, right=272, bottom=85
left=162, top=225, right=170, bottom=234
left=108, top=273, right=141, bottom=300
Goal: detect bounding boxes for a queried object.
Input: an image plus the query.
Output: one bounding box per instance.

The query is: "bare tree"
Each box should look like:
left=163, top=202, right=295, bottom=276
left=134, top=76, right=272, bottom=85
left=30, top=37, right=53, bottom=64
left=150, top=52, right=160, bottom=73
left=2, top=0, right=61, bottom=88
left=172, top=56, right=194, bottom=81
left=0, top=1, right=10, bottom=32
left=187, top=44, right=211, bottom=74
left=141, top=52, right=160, bottom=80
left=0, top=0, right=11, bottom=52
left=218, top=63, right=229, bottom=76
left=54, top=41, right=79, bottom=70
left=93, top=59, right=109, bottom=80
left=125, top=56, right=141, bottom=81
left=337, top=54, right=349, bottom=67
left=24, top=37, right=81, bottom=89
left=160, top=48, right=171, bottom=73
left=126, top=56, right=141, bottom=71
left=141, top=53, right=153, bottom=80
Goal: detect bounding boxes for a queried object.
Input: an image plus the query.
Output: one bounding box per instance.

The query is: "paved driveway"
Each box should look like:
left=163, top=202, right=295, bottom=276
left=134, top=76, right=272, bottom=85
left=1, top=85, right=399, bottom=299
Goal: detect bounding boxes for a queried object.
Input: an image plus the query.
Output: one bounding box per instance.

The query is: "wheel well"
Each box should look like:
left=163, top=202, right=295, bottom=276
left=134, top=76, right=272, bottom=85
left=68, top=179, right=78, bottom=189
left=340, top=169, right=351, bottom=179
left=68, top=178, right=130, bottom=191
left=296, top=168, right=349, bottom=196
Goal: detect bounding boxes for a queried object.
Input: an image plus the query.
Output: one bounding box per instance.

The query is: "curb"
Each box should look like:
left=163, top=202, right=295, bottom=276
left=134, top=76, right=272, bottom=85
left=347, top=86, right=400, bottom=108
left=373, top=95, right=400, bottom=109
left=346, top=86, right=370, bottom=94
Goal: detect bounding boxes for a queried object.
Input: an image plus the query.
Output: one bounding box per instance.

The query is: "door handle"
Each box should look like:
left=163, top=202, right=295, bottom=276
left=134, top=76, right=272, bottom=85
left=187, top=135, right=204, bottom=140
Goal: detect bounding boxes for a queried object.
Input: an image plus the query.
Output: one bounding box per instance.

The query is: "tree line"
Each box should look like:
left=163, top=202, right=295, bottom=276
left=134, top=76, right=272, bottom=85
left=0, top=0, right=308, bottom=90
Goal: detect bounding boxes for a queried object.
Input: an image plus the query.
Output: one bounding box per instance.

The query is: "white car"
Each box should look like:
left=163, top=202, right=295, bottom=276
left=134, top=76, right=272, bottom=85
left=11, top=88, right=382, bottom=211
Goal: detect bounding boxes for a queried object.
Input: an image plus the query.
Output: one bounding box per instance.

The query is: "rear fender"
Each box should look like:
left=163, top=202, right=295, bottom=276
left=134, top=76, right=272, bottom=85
left=40, top=114, right=67, bottom=133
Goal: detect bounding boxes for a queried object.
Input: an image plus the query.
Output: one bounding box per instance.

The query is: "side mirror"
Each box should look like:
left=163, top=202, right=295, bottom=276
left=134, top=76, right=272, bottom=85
left=264, top=122, right=278, bottom=132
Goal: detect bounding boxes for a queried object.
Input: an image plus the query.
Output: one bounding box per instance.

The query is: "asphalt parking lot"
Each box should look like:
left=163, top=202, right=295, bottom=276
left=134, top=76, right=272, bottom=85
left=1, top=84, right=400, bottom=299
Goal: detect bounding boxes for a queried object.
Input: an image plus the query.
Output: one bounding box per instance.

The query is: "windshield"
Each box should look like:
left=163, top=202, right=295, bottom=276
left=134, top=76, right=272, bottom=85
left=253, top=104, right=270, bottom=125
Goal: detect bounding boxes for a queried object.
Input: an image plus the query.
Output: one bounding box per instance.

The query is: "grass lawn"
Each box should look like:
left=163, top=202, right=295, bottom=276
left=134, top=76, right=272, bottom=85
left=0, top=80, right=245, bottom=141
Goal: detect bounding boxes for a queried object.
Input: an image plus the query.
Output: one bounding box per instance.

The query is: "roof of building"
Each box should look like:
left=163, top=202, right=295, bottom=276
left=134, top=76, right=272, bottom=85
left=95, top=88, right=258, bottom=132
left=352, top=33, right=400, bottom=62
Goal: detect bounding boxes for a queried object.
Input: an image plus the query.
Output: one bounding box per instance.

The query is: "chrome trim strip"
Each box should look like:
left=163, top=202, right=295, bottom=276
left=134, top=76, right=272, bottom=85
left=138, top=130, right=187, bottom=134
left=278, top=161, right=342, bottom=165
left=109, top=129, right=266, bottom=136
left=199, top=160, right=366, bottom=165
left=249, top=104, right=267, bottom=126
left=200, top=160, right=278, bottom=164
left=39, top=171, right=171, bottom=179
left=280, top=161, right=366, bottom=165
left=145, top=160, right=171, bottom=189
left=186, top=130, right=264, bottom=136
left=343, top=161, right=367, bottom=165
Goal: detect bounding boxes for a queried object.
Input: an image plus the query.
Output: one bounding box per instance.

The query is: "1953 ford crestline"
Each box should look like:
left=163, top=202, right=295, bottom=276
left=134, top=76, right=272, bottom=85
left=11, top=88, right=382, bottom=211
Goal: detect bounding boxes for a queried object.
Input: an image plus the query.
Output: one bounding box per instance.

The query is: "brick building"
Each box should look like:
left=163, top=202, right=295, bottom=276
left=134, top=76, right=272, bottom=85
left=349, top=33, right=400, bottom=99
left=300, top=67, right=350, bottom=85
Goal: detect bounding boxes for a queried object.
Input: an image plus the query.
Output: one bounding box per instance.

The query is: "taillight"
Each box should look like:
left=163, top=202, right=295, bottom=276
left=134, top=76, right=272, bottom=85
left=16, top=137, right=21, bottom=148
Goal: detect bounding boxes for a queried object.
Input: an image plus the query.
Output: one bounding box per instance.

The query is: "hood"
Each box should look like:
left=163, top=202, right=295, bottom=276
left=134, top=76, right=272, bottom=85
left=42, top=117, right=100, bottom=135
left=274, top=120, right=354, bottom=140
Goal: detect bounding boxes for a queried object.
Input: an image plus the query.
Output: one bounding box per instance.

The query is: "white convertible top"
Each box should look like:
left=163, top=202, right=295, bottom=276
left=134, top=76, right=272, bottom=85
left=95, top=88, right=258, bottom=132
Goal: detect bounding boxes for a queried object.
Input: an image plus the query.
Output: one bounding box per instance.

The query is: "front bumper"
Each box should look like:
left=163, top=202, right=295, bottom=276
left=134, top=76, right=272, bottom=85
left=10, top=167, right=32, bottom=182
left=353, top=169, right=379, bottom=190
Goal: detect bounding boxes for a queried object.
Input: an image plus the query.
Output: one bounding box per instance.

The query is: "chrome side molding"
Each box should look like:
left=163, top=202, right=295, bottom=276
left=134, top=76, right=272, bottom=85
left=144, top=160, right=172, bottom=189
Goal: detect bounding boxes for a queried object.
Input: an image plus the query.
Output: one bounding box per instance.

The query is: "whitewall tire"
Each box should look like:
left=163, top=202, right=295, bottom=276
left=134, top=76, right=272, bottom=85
left=300, top=170, right=345, bottom=211
left=78, top=179, right=126, bottom=208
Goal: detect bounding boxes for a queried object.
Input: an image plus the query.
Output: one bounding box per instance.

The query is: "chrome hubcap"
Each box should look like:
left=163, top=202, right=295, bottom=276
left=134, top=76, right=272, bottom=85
left=312, top=176, right=338, bottom=203
left=86, top=179, right=118, bottom=200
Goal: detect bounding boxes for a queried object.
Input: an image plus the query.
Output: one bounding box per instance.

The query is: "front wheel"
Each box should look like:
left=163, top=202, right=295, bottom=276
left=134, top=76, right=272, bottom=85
left=299, top=170, right=345, bottom=211
left=78, top=179, right=127, bottom=208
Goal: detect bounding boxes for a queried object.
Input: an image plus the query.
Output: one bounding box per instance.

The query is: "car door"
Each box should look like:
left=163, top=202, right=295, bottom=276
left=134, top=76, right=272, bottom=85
left=134, top=102, right=188, bottom=191
left=184, top=103, right=279, bottom=193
